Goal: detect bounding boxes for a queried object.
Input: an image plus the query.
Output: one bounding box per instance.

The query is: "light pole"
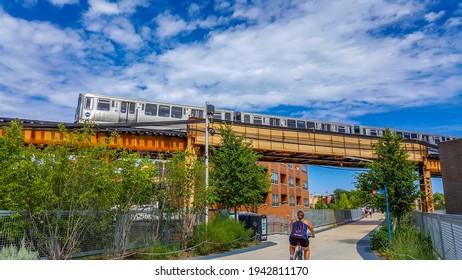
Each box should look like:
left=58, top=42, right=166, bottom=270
left=384, top=184, right=392, bottom=249
left=204, top=102, right=215, bottom=225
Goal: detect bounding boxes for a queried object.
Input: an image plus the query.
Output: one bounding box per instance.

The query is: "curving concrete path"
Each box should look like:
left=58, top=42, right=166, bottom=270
left=194, top=212, right=384, bottom=260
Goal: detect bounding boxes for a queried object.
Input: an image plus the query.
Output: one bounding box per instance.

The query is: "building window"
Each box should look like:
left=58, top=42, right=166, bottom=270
left=290, top=196, right=295, bottom=207
left=288, top=163, right=293, bottom=169
left=271, top=172, right=278, bottom=184
left=296, top=178, right=301, bottom=188
left=302, top=165, right=308, bottom=173
left=302, top=181, right=308, bottom=190
left=296, top=196, right=301, bottom=206
left=289, top=177, right=294, bottom=188
left=304, top=198, right=309, bottom=208
left=280, top=174, right=287, bottom=185
left=272, top=194, right=279, bottom=207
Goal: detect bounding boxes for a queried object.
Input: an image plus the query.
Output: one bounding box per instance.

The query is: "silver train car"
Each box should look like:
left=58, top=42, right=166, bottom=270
left=234, top=111, right=456, bottom=146
left=75, top=93, right=234, bottom=130
left=75, top=93, right=457, bottom=146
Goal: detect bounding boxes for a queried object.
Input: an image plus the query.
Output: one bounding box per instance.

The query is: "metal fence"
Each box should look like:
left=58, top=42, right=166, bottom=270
left=0, top=210, right=177, bottom=259
left=1, top=208, right=364, bottom=259
left=412, top=211, right=462, bottom=260
left=266, top=208, right=364, bottom=235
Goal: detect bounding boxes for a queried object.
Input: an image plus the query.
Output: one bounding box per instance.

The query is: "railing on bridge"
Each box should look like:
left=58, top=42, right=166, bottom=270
left=266, top=208, right=364, bottom=235
left=412, top=211, right=462, bottom=260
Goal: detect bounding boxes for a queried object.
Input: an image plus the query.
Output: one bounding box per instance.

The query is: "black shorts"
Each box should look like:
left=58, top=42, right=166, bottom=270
left=289, top=235, right=309, bottom=248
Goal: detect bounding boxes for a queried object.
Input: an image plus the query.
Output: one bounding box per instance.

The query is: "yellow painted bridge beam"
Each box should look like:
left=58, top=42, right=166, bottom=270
left=0, top=127, right=187, bottom=153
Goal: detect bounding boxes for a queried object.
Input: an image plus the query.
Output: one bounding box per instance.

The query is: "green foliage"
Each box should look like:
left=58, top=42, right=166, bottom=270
left=157, top=151, right=207, bottom=249
left=210, top=124, right=271, bottom=213
left=355, top=129, right=420, bottom=224
left=134, top=242, right=182, bottom=260
left=0, top=120, right=160, bottom=259
left=433, top=192, right=445, bottom=210
left=191, top=216, right=254, bottom=255
left=0, top=241, right=39, bottom=260
left=314, top=198, right=327, bottom=209
left=371, top=218, right=438, bottom=260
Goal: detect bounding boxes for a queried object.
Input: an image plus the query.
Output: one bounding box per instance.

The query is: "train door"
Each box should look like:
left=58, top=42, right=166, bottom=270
left=119, top=101, right=136, bottom=123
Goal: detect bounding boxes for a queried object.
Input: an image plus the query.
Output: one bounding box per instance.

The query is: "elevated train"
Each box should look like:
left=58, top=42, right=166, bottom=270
left=75, top=93, right=457, bottom=147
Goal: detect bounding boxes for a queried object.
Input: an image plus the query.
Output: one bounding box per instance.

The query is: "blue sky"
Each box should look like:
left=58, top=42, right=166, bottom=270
left=0, top=0, right=461, bottom=194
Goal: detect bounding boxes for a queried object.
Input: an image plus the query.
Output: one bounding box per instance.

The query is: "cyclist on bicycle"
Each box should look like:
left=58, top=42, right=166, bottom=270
left=289, top=210, right=315, bottom=260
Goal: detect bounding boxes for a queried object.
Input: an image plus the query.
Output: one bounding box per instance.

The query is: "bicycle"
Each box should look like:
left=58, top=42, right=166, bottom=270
left=294, top=243, right=304, bottom=260
left=292, top=236, right=312, bottom=260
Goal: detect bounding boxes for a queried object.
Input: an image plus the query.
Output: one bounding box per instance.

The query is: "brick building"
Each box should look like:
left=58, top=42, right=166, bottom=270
left=439, top=138, right=462, bottom=214
left=256, top=162, right=311, bottom=218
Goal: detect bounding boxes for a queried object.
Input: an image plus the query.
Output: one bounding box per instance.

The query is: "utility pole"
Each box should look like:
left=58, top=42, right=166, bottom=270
left=204, top=102, right=215, bottom=224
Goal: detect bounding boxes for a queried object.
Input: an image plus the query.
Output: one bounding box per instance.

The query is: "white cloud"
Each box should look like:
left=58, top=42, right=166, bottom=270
left=85, top=0, right=120, bottom=18
left=48, top=0, right=79, bottom=7
left=155, top=13, right=189, bottom=39
left=445, top=17, right=462, bottom=27
left=0, top=0, right=461, bottom=135
left=424, top=11, right=446, bottom=22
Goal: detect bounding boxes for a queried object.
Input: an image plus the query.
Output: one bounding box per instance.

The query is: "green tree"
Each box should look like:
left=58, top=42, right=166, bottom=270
left=314, top=198, right=327, bottom=209
left=210, top=124, right=270, bottom=218
left=111, top=150, right=158, bottom=257
left=159, top=151, right=206, bottom=249
left=0, top=121, right=119, bottom=259
left=433, top=192, right=445, bottom=210
left=0, top=121, right=159, bottom=259
left=355, top=128, right=420, bottom=227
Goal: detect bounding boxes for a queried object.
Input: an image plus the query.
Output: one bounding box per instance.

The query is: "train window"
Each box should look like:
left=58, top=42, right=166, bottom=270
left=128, top=102, right=135, bottom=114
left=244, top=114, right=250, bottom=123
left=171, top=106, right=183, bottom=118
left=211, top=111, right=220, bottom=120
left=354, top=126, right=360, bottom=134
left=434, top=137, right=441, bottom=144
left=225, top=112, right=232, bottom=121
left=370, top=129, right=377, bottom=136
left=338, top=126, right=346, bottom=133
left=411, top=133, right=417, bottom=139
left=121, top=102, right=127, bottom=113
left=422, top=135, right=429, bottom=142
left=159, top=105, right=170, bottom=117
left=297, top=121, right=305, bottom=129
left=145, top=103, right=157, bottom=116
left=396, top=131, right=403, bottom=137
left=97, top=99, right=110, bottom=111
left=270, top=118, right=280, bottom=126
left=322, top=124, right=331, bottom=131
left=403, top=132, right=410, bottom=139
left=287, top=119, right=296, bottom=128
left=191, top=109, right=204, bottom=118
left=254, top=116, right=263, bottom=124
left=85, top=97, right=92, bottom=109
left=307, top=122, right=315, bottom=129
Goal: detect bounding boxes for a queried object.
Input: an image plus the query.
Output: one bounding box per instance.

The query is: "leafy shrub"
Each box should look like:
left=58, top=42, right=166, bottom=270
left=370, top=224, right=389, bottom=251
left=0, top=241, right=39, bottom=260
left=191, top=216, right=254, bottom=255
left=370, top=220, right=438, bottom=260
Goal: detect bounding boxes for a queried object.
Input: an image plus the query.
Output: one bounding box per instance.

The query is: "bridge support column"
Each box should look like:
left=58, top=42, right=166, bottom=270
left=419, top=158, right=434, bottom=213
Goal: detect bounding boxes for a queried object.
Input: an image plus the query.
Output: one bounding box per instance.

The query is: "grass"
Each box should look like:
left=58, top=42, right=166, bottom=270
left=371, top=219, right=439, bottom=260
